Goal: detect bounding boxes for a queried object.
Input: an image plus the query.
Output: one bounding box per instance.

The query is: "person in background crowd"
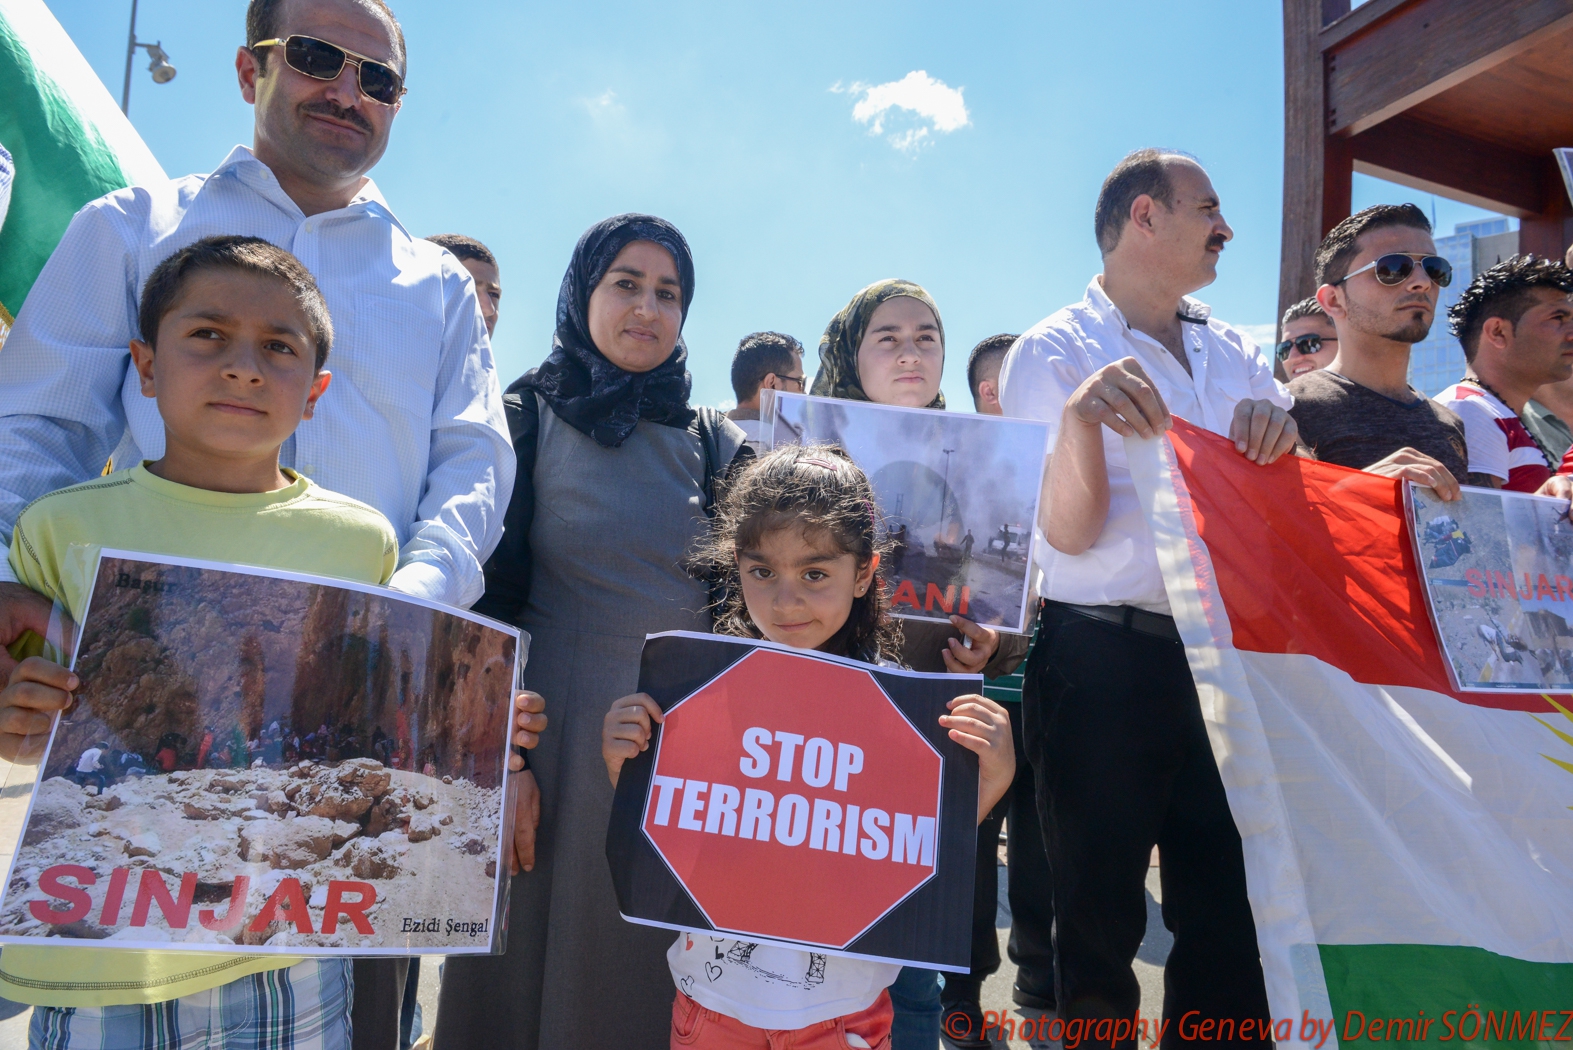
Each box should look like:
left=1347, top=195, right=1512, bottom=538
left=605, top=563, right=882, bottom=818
left=438, top=215, right=750, bottom=1050
left=727, top=331, right=806, bottom=449
left=1000, top=147, right=1291, bottom=1049
left=813, top=279, right=1029, bottom=1050
left=1524, top=374, right=1573, bottom=464
left=0, top=1, right=516, bottom=1044
left=426, top=233, right=502, bottom=338
left=1433, top=255, right=1573, bottom=493
left=1287, top=204, right=1483, bottom=501
left=1275, top=296, right=1337, bottom=378
left=965, top=334, right=1017, bottom=415
left=941, top=333, right=1056, bottom=1049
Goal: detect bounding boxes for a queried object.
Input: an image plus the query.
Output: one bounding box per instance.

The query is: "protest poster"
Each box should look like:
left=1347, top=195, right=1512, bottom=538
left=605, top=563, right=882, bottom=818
left=1129, top=420, right=1573, bottom=1050
left=606, top=631, right=979, bottom=971
left=1407, top=484, right=1573, bottom=693
left=762, top=391, right=1047, bottom=634
left=0, top=550, right=520, bottom=955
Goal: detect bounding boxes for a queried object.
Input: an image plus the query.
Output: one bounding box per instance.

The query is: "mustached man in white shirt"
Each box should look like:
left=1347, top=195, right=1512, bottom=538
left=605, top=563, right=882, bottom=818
left=0, top=0, right=515, bottom=1044
left=998, top=149, right=1295, bottom=1048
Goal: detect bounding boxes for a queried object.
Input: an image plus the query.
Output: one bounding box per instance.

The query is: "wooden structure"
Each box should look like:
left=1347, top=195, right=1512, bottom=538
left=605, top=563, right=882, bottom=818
left=1279, top=0, right=1573, bottom=319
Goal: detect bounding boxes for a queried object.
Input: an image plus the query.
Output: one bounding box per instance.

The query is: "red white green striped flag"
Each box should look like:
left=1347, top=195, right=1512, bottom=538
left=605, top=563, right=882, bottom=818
left=0, top=0, right=164, bottom=336
left=1132, top=419, right=1573, bottom=1049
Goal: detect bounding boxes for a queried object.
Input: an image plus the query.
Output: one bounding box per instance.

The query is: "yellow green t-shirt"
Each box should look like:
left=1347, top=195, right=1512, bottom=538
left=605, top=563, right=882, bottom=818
left=0, top=464, right=397, bottom=1007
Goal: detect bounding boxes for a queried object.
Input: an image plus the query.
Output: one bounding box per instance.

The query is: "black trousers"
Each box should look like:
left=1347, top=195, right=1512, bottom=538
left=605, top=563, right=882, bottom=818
left=950, top=707, right=1056, bottom=1008
left=1021, top=604, right=1269, bottom=1049
left=352, top=959, right=410, bottom=1050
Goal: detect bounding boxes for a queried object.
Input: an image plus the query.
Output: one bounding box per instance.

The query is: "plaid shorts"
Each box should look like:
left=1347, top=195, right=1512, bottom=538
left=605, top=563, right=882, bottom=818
left=28, top=960, right=352, bottom=1050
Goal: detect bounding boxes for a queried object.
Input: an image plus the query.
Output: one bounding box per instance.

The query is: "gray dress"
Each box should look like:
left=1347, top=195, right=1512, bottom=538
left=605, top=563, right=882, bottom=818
left=437, top=402, right=744, bottom=1050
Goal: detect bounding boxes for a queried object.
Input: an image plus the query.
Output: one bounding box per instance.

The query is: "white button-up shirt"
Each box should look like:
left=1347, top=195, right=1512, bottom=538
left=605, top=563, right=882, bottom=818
left=0, top=146, right=513, bottom=608
left=999, top=277, right=1289, bottom=613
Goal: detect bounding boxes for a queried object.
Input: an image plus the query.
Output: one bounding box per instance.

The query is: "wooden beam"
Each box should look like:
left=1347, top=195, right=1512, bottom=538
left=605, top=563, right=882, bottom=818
left=1320, top=0, right=1410, bottom=50
left=1279, top=0, right=1348, bottom=326
left=1347, top=115, right=1552, bottom=217
left=1325, top=0, right=1573, bottom=137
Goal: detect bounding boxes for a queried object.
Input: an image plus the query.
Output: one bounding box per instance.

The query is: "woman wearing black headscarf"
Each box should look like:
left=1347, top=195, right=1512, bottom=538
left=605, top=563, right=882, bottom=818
left=437, top=215, right=748, bottom=1050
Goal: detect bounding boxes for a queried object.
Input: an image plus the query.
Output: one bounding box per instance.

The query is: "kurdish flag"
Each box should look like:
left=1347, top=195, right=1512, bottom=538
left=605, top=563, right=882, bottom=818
left=0, top=0, right=164, bottom=334
left=1131, top=419, right=1573, bottom=1050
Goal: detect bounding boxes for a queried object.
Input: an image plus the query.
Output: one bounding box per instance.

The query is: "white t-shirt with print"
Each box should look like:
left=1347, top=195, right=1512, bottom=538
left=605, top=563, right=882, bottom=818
left=668, top=931, right=899, bottom=1031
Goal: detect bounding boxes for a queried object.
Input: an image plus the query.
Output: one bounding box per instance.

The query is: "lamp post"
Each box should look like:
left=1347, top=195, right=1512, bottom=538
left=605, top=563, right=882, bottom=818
left=121, top=0, right=176, bottom=115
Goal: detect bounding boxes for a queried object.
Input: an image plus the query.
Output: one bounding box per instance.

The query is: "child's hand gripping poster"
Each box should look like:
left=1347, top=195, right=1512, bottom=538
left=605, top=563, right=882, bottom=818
left=0, top=549, right=521, bottom=956
left=606, top=631, right=980, bottom=972
left=761, top=390, right=1050, bottom=635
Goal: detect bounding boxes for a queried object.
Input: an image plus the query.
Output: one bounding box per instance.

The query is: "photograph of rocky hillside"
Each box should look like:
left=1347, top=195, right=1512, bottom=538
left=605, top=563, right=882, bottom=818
left=0, top=554, right=519, bottom=952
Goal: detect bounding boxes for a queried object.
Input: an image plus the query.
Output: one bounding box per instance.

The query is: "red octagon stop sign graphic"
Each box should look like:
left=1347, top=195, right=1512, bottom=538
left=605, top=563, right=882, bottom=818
left=643, top=647, right=943, bottom=949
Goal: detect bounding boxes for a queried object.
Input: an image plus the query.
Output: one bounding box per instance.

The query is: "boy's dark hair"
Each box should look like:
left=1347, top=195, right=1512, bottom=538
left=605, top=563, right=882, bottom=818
left=697, top=444, right=902, bottom=664
left=246, top=0, right=407, bottom=74
left=1448, top=254, right=1573, bottom=362
left=425, top=234, right=497, bottom=269
left=730, top=332, right=804, bottom=403
left=966, top=334, right=1017, bottom=401
left=1279, top=296, right=1327, bottom=337
left=1313, top=203, right=1432, bottom=287
left=1094, top=148, right=1194, bottom=255
left=138, top=235, right=334, bottom=370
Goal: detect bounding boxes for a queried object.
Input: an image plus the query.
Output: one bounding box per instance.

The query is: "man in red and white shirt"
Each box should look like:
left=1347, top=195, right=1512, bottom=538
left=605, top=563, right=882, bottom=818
left=1436, top=255, right=1573, bottom=493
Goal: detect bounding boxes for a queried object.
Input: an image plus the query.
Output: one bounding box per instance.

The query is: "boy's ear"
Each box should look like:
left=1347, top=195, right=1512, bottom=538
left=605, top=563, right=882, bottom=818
left=300, top=370, right=332, bottom=421
left=129, top=339, right=158, bottom=398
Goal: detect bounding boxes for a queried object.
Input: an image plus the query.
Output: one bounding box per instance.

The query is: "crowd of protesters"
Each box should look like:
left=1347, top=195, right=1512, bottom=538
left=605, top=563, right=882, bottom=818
left=0, top=1, right=1570, bottom=1050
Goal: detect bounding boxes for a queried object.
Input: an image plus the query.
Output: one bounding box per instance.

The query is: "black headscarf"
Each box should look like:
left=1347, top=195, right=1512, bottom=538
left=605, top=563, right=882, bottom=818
left=519, top=214, right=697, bottom=448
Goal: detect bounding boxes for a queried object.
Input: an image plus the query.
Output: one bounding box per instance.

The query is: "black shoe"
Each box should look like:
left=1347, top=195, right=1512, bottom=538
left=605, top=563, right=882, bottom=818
left=941, top=998, right=992, bottom=1049
left=1012, top=982, right=1057, bottom=1012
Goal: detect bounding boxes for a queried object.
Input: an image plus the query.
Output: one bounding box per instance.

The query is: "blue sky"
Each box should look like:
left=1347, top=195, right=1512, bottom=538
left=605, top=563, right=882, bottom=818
left=52, top=0, right=1502, bottom=410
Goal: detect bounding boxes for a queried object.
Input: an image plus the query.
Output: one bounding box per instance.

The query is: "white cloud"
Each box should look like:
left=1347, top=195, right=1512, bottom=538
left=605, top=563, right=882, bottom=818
left=835, top=71, right=970, bottom=152
left=582, top=89, right=625, bottom=122
left=1236, top=323, right=1278, bottom=350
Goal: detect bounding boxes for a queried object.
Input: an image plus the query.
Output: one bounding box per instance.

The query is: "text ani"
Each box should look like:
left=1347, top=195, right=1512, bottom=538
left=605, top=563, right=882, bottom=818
left=649, top=727, right=935, bottom=866
left=30, top=866, right=376, bottom=936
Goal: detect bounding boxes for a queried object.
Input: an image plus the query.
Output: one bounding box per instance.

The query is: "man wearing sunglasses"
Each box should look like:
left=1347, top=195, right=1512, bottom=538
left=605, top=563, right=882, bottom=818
left=0, top=1, right=517, bottom=1047
left=1287, top=203, right=1484, bottom=502
left=1275, top=297, right=1338, bottom=379
left=726, top=331, right=807, bottom=449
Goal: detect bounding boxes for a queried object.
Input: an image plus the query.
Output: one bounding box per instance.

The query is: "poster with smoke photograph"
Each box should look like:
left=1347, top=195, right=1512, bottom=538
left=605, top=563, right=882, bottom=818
left=763, top=391, right=1048, bottom=633
left=1408, top=484, right=1573, bottom=693
left=0, top=550, right=520, bottom=956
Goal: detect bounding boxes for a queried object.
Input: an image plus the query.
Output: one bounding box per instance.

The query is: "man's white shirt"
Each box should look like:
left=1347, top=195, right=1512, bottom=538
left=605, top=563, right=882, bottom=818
left=0, top=146, right=514, bottom=608
left=999, top=277, right=1289, bottom=613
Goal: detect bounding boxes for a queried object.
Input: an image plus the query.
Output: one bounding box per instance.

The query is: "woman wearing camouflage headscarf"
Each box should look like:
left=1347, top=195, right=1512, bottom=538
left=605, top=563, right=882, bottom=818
left=812, top=278, right=1029, bottom=1050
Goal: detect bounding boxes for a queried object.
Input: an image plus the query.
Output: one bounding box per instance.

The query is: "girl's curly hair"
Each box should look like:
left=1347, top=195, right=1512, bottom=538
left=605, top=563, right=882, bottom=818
left=695, top=444, right=903, bottom=664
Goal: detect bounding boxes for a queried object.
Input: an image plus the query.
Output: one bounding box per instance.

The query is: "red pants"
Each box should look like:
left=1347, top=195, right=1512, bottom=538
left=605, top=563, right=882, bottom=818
left=670, top=990, right=892, bottom=1049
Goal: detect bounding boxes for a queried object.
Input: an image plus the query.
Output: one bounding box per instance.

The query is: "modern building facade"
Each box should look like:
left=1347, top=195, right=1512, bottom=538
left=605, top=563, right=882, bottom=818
left=1408, top=217, right=1517, bottom=396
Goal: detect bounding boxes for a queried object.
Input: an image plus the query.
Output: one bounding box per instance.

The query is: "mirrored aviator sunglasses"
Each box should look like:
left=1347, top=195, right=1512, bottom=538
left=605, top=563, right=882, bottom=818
left=252, top=35, right=405, bottom=106
left=1342, top=253, right=1453, bottom=288
left=1275, top=334, right=1326, bottom=361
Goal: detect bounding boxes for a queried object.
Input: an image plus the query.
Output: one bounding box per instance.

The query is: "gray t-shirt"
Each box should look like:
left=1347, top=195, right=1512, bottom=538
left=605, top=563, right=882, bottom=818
left=1288, top=369, right=1470, bottom=482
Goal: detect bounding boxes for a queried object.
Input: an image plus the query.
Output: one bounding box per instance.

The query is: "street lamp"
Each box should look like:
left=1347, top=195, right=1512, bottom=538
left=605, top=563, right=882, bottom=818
left=121, top=0, right=176, bottom=114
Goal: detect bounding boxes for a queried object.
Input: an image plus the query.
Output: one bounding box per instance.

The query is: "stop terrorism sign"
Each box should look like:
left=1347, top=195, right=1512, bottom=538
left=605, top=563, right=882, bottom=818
left=607, top=632, right=979, bottom=970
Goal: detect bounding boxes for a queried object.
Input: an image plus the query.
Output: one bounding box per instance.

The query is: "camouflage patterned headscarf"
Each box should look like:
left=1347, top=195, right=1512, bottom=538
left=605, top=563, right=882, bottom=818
left=810, top=279, right=945, bottom=408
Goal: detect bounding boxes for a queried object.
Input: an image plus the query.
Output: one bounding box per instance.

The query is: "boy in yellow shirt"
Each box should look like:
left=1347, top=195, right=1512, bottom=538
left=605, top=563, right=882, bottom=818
left=0, top=235, right=543, bottom=1049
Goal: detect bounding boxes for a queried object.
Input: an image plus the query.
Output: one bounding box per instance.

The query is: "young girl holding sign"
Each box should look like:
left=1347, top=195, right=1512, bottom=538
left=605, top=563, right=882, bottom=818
left=601, top=445, right=1015, bottom=1049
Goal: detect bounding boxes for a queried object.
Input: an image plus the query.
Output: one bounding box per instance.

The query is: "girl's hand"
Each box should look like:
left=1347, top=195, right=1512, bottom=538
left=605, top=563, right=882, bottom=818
left=939, top=693, right=1015, bottom=823
left=603, top=692, right=664, bottom=787
left=0, top=656, right=76, bottom=763
left=941, top=616, right=999, bottom=675
left=506, top=690, right=548, bottom=772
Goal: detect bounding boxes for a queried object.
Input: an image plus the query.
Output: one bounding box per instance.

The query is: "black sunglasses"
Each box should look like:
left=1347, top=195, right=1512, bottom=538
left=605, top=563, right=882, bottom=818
left=251, top=35, right=406, bottom=106
left=1338, top=253, right=1452, bottom=288
left=1275, top=334, right=1336, bottom=361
